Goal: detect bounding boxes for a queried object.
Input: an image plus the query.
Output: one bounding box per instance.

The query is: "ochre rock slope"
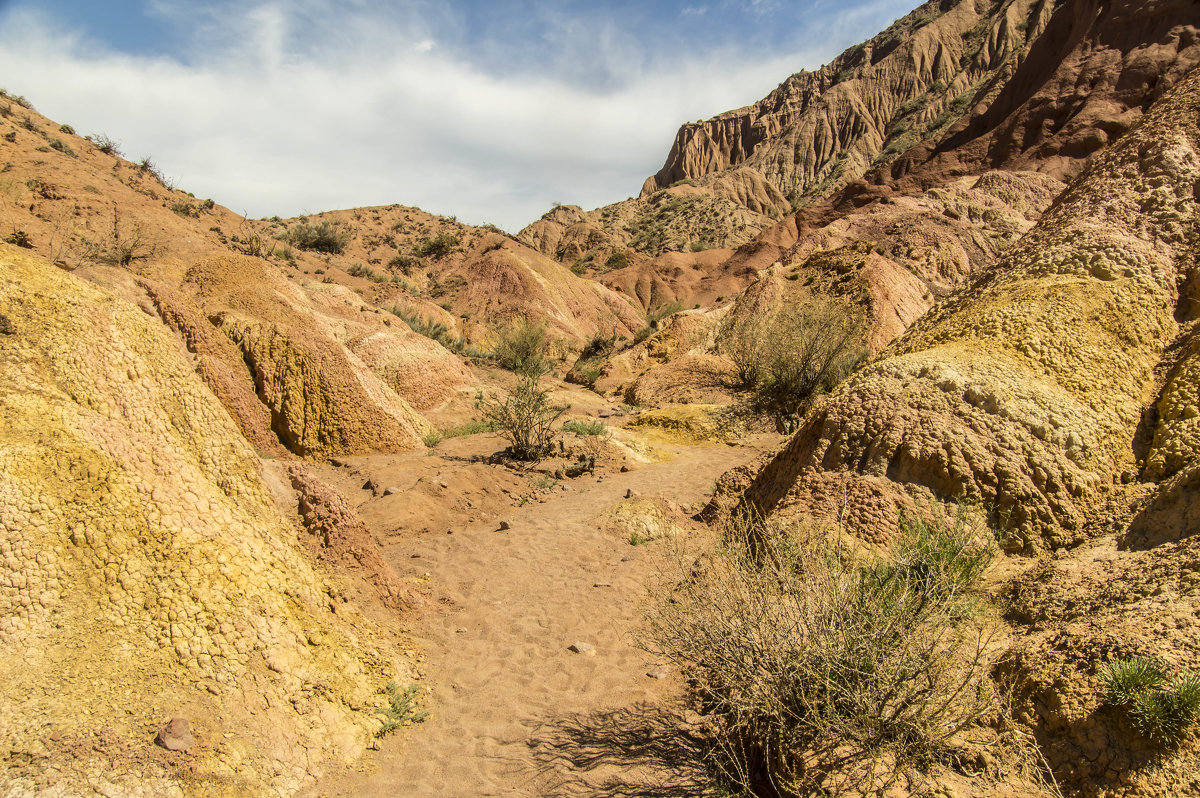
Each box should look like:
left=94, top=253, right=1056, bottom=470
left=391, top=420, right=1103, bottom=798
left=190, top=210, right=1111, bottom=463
left=0, top=247, right=413, bottom=796
left=738, top=63, right=1200, bottom=552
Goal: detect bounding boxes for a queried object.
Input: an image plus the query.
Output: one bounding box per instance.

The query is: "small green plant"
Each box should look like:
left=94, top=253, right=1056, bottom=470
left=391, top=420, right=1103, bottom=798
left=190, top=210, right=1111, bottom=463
left=1099, top=658, right=1200, bottom=745
left=58, top=123, right=74, bottom=135
left=563, top=419, right=606, bottom=436
left=3, top=131, right=14, bottom=143
left=629, top=530, right=648, bottom=546
left=529, top=474, right=558, bottom=490
left=1100, top=657, right=1166, bottom=706
left=375, top=682, right=429, bottom=736
left=442, top=419, right=493, bottom=438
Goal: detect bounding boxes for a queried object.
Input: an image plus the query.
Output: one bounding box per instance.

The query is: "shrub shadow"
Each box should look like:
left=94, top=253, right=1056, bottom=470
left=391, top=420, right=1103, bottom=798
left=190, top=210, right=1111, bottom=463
left=527, top=702, right=722, bottom=798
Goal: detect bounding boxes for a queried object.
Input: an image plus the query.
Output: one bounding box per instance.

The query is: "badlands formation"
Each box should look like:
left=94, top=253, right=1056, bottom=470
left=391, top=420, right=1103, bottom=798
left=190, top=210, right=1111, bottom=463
left=2, top=0, right=1200, bottom=796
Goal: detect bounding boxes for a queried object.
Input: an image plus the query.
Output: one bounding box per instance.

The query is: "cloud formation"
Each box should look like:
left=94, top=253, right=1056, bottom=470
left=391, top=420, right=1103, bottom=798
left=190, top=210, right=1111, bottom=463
left=0, top=0, right=910, bottom=230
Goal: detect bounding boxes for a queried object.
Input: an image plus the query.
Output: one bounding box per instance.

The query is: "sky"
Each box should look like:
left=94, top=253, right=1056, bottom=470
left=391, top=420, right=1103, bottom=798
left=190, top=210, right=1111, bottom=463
left=0, top=0, right=918, bottom=231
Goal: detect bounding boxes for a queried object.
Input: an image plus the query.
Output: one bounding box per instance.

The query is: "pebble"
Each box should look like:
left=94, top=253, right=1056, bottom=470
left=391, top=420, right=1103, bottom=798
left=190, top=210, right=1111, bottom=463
left=362, top=479, right=377, bottom=492
left=645, top=670, right=669, bottom=680
left=592, top=582, right=612, bottom=588
left=568, top=642, right=596, bottom=656
left=155, top=718, right=194, bottom=751
left=498, top=521, right=511, bottom=531
left=619, top=464, right=630, bottom=473
left=383, top=486, right=401, bottom=496
left=624, top=489, right=637, bottom=499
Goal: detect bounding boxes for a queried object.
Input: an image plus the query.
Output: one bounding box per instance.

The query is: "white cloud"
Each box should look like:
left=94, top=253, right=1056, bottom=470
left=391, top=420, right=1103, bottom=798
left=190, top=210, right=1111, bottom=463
left=0, top=3, right=833, bottom=231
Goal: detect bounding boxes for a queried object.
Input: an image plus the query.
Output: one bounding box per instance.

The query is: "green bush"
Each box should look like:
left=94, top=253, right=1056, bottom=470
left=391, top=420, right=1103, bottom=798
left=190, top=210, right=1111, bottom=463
left=388, top=253, right=419, bottom=274
left=284, top=220, right=351, bottom=253
left=605, top=250, right=630, bottom=271
left=644, top=506, right=998, bottom=794
left=374, top=682, right=428, bottom=736
left=477, top=375, right=566, bottom=461
left=58, top=123, right=74, bottom=135
left=414, top=232, right=459, bottom=259
left=47, top=138, right=75, bottom=157
left=1100, top=658, right=1200, bottom=745
left=492, top=318, right=549, bottom=376
left=563, top=419, right=606, bottom=436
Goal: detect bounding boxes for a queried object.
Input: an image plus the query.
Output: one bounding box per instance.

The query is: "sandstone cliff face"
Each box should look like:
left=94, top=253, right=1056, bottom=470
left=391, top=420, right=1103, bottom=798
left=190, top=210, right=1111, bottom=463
left=524, top=0, right=1198, bottom=267
left=0, top=247, right=413, bottom=796
left=741, top=62, right=1200, bottom=553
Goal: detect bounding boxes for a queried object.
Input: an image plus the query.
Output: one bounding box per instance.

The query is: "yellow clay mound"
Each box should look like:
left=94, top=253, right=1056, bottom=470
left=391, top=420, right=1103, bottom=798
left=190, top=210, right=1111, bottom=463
left=0, top=248, right=412, bottom=796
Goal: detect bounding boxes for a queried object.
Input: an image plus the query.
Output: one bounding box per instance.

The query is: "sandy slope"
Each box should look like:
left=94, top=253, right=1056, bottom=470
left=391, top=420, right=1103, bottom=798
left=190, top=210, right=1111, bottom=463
left=301, top=435, right=776, bottom=798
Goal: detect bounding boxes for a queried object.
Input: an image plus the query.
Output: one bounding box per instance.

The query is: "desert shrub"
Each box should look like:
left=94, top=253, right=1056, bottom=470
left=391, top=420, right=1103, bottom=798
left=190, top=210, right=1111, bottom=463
left=374, top=682, right=428, bottom=736
left=605, top=250, right=630, bottom=271
left=58, top=123, right=74, bottom=135
left=492, top=318, right=549, bottom=376
left=563, top=419, right=606, bottom=436
left=414, top=232, right=459, bottom=259
left=421, top=430, right=443, bottom=448
left=3, top=131, right=14, bottom=143
left=721, top=295, right=865, bottom=431
left=4, top=229, right=33, bottom=248
left=233, top=218, right=274, bottom=258
left=644, top=507, right=998, bottom=795
left=1100, top=658, right=1200, bottom=745
left=386, top=306, right=486, bottom=358
left=646, top=300, right=684, bottom=329
left=388, top=253, right=419, bottom=274
left=347, top=262, right=386, bottom=282
left=284, top=220, right=351, bottom=253
left=477, top=375, right=566, bottom=461
left=91, top=133, right=121, bottom=156
left=47, top=138, right=75, bottom=157
left=442, top=420, right=494, bottom=438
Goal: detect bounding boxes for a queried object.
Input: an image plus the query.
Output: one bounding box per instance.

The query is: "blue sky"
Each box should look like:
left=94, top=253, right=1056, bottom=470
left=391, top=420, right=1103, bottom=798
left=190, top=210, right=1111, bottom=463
left=0, top=0, right=917, bottom=230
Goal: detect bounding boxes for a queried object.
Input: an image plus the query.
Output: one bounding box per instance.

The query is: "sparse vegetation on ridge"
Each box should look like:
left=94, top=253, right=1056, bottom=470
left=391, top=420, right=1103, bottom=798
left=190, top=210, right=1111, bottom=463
left=284, top=219, right=352, bottom=253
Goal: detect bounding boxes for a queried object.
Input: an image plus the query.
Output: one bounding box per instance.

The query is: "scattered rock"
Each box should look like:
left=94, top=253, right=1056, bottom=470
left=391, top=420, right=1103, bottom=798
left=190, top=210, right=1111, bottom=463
left=455, top=627, right=467, bottom=634
left=155, top=718, right=194, bottom=752
left=498, top=520, right=511, bottom=531
left=592, top=582, right=612, bottom=588
left=0, top=313, right=14, bottom=335
left=362, top=478, right=377, bottom=492
left=568, top=642, right=596, bottom=656
left=439, top=481, right=449, bottom=489
left=598, top=408, right=614, bottom=418
left=624, top=488, right=638, bottom=499
left=383, top=486, right=401, bottom=496
left=646, top=669, right=669, bottom=680
left=619, top=464, right=630, bottom=473
left=330, top=457, right=350, bottom=468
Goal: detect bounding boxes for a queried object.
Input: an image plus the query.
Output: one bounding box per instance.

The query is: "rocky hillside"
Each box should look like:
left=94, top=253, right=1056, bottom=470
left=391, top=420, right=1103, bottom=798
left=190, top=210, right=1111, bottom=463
left=716, top=60, right=1200, bottom=798
left=521, top=0, right=1200, bottom=267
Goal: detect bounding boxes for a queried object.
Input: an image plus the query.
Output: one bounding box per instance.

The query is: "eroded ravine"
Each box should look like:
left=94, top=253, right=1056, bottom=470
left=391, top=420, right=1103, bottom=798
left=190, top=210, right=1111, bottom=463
left=302, top=436, right=777, bottom=798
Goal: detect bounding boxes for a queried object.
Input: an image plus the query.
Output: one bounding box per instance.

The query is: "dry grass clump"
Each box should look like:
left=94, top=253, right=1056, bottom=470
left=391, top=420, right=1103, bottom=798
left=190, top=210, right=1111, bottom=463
left=644, top=507, right=1002, bottom=796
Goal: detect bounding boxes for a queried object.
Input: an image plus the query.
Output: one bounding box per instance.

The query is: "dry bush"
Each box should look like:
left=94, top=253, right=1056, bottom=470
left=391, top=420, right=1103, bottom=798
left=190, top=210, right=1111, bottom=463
left=643, top=507, right=1001, bottom=796
left=476, top=375, right=566, bottom=461
left=492, top=317, right=549, bottom=377
left=720, top=296, right=865, bottom=432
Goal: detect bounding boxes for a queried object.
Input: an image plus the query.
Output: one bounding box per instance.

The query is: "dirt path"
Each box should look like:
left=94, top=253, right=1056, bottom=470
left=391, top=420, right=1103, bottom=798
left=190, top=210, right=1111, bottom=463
left=303, top=439, right=770, bottom=798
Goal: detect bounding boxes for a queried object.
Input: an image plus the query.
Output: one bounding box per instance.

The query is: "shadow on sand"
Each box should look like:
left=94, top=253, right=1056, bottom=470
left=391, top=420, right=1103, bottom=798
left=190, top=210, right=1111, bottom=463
left=527, top=702, right=722, bottom=798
